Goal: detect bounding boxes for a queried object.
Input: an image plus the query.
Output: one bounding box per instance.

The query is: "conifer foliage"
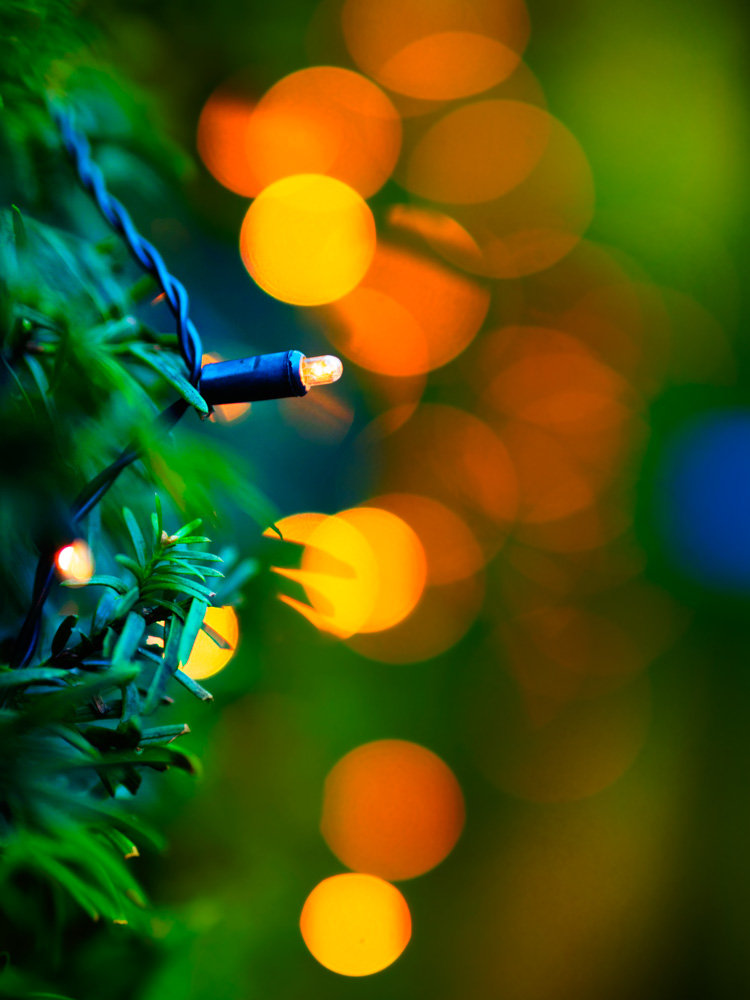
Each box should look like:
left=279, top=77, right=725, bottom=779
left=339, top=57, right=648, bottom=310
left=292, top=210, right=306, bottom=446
left=0, top=2, right=260, bottom=991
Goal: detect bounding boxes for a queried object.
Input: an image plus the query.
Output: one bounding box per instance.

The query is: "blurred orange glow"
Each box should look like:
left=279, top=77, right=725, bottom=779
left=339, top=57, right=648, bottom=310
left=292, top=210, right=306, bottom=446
left=242, top=67, right=401, bottom=199
left=402, top=100, right=550, bottom=204
left=347, top=571, right=485, bottom=663
left=202, top=353, right=251, bottom=425
left=469, top=667, right=652, bottom=802
left=321, top=739, right=465, bottom=880
left=183, top=605, right=239, bottom=680
left=268, top=509, right=426, bottom=637
left=387, top=205, right=484, bottom=269
left=196, top=71, right=258, bottom=196
left=341, top=0, right=530, bottom=100
left=380, top=404, right=519, bottom=557
left=55, top=539, right=94, bottom=584
left=420, top=113, right=594, bottom=278
left=505, top=535, right=646, bottom=598
left=300, top=873, right=411, bottom=976
left=371, top=493, right=484, bottom=585
left=240, top=174, right=376, bottom=306
left=314, top=241, right=490, bottom=376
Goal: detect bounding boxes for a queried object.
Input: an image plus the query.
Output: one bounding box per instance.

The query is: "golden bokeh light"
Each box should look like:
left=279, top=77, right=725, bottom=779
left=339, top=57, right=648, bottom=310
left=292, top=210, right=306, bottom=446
left=183, top=605, right=239, bottom=681
left=240, top=174, right=376, bottom=306
left=300, top=873, right=411, bottom=976
left=55, top=539, right=94, bottom=584
left=243, top=66, right=401, bottom=199
left=321, top=739, right=465, bottom=880
left=314, top=241, right=490, bottom=376
left=341, top=0, right=530, bottom=101
left=270, top=512, right=378, bottom=638
left=337, top=507, right=427, bottom=632
left=196, top=71, right=258, bottom=196
left=267, top=507, right=426, bottom=637
left=402, top=100, right=550, bottom=205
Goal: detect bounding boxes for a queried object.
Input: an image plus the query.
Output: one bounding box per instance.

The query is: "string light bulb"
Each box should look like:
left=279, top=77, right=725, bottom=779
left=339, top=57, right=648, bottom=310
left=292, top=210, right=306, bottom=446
left=55, top=539, right=95, bottom=584
left=299, top=355, right=344, bottom=388
left=199, top=350, right=343, bottom=404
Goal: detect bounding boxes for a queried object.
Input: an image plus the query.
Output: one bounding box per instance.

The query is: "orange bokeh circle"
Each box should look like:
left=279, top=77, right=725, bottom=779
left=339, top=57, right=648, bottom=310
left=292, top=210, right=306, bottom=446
left=300, top=873, right=411, bottom=976
left=196, top=71, right=257, bottom=196
left=313, top=241, right=490, bottom=376
left=342, top=0, right=530, bottom=101
left=321, top=739, right=465, bottom=880
left=402, top=100, right=551, bottom=205
left=245, top=66, right=402, bottom=198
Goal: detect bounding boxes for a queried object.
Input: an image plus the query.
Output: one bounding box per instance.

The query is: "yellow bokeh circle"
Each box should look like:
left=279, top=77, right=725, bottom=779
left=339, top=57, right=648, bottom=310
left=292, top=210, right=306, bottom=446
left=183, top=605, right=239, bottom=681
left=240, top=174, right=376, bottom=306
left=300, top=873, right=411, bottom=976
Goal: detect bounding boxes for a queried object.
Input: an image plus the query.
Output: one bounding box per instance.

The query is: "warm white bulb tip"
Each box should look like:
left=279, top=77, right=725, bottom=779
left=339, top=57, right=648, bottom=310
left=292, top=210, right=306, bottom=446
left=299, top=354, right=344, bottom=388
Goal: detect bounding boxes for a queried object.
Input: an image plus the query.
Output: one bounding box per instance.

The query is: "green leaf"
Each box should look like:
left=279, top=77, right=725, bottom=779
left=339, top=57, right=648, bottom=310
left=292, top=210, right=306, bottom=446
left=51, top=615, right=77, bottom=657
left=113, top=587, right=140, bottom=619
left=113, top=612, right=145, bottom=662
left=91, top=589, right=118, bottom=634
left=128, top=343, right=208, bottom=415
left=142, top=575, right=213, bottom=602
left=122, top=507, right=147, bottom=565
left=178, top=599, right=208, bottom=666
left=174, top=670, right=214, bottom=702
left=68, top=574, right=129, bottom=594
left=138, top=723, right=190, bottom=746
left=62, top=745, right=200, bottom=774
left=114, top=554, right=144, bottom=582
left=172, top=517, right=203, bottom=540
left=0, top=667, right=70, bottom=689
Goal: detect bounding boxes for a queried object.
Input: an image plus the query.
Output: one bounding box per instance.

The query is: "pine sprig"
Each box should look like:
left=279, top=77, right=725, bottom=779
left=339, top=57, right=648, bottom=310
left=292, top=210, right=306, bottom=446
left=0, top=502, right=235, bottom=933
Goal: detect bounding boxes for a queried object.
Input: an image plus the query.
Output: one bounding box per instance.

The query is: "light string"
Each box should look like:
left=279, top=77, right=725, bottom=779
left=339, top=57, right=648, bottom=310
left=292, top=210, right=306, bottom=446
left=12, top=105, right=207, bottom=668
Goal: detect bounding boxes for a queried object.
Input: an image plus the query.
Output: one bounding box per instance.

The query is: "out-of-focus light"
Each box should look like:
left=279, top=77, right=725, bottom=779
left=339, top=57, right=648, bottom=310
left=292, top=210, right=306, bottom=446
left=468, top=662, right=652, bottom=803
left=300, top=873, right=411, bottom=976
left=269, top=513, right=378, bottom=638
left=654, top=410, right=750, bottom=591
left=379, top=404, right=519, bottom=558
left=55, top=539, right=94, bottom=584
left=313, top=241, right=490, bottom=377
left=196, top=71, right=258, bottom=196
left=341, top=0, right=530, bottom=101
left=242, top=66, right=402, bottom=199
left=299, top=355, right=343, bottom=388
left=321, top=739, right=465, bottom=880
left=240, top=174, right=376, bottom=306
left=267, top=507, right=426, bottom=637
left=183, top=605, right=239, bottom=680
left=369, top=493, right=484, bottom=585
left=401, top=100, right=551, bottom=205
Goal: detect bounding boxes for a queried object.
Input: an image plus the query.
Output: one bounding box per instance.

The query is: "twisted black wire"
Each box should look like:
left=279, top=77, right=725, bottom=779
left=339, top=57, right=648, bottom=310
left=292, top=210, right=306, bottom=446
left=11, top=105, right=206, bottom=668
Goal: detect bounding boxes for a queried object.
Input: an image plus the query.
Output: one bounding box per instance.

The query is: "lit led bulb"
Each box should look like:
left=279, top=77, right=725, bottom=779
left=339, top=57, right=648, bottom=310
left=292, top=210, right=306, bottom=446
left=299, top=355, right=344, bottom=388
left=55, top=539, right=95, bottom=584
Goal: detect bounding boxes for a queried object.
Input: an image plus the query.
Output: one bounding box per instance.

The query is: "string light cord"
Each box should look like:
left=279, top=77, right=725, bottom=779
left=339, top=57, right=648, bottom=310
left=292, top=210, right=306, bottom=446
left=11, top=105, right=343, bottom=669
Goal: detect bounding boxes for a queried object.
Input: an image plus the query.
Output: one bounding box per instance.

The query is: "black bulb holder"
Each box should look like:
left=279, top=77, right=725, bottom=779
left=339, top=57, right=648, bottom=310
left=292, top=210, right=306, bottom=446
left=199, top=350, right=308, bottom=404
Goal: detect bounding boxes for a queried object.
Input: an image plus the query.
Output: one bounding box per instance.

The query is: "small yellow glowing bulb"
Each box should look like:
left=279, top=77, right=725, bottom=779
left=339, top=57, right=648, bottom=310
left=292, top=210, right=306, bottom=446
left=300, top=873, right=411, bottom=976
left=300, top=355, right=344, bottom=388
left=55, top=539, right=95, bottom=584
